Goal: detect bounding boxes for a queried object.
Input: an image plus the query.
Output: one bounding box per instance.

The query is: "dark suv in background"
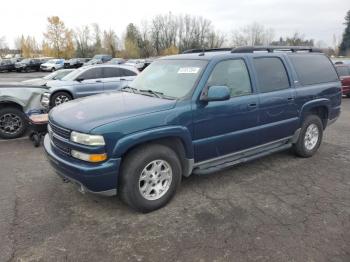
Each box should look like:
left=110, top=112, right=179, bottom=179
left=15, top=58, right=45, bottom=72
left=44, top=46, right=341, bottom=212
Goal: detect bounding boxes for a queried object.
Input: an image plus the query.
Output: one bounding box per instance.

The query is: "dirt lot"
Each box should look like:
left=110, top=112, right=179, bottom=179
left=0, top=72, right=350, bottom=262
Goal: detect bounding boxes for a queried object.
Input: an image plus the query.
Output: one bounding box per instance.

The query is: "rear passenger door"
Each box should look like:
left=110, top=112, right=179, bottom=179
left=253, top=57, right=299, bottom=144
left=193, top=58, right=260, bottom=162
left=75, top=67, right=104, bottom=97
left=103, top=67, right=138, bottom=92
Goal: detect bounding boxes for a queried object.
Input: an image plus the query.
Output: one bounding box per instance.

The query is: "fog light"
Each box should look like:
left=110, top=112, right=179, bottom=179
left=71, top=150, right=107, bottom=163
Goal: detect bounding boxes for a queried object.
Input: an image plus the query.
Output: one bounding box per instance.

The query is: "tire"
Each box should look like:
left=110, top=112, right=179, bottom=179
left=119, top=144, right=182, bottom=213
left=293, top=115, right=323, bottom=158
left=0, top=107, right=28, bottom=139
left=51, top=67, right=56, bottom=72
left=51, top=92, right=73, bottom=107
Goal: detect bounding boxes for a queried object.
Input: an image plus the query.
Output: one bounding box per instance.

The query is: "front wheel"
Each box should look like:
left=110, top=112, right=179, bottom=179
left=119, top=144, right=182, bottom=213
left=0, top=107, right=28, bottom=139
left=51, top=92, right=73, bottom=107
left=293, top=115, right=323, bottom=158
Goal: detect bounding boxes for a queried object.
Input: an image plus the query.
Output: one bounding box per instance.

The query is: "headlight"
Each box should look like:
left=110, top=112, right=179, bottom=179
left=70, top=131, right=105, bottom=146
left=41, top=92, right=51, bottom=107
left=71, top=150, right=107, bottom=163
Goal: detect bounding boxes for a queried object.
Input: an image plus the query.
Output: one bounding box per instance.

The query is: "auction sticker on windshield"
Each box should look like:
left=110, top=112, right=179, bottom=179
left=178, top=67, right=200, bottom=74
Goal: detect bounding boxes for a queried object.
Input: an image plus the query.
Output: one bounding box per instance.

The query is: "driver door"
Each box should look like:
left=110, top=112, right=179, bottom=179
left=192, top=59, right=260, bottom=162
left=75, top=67, right=104, bottom=97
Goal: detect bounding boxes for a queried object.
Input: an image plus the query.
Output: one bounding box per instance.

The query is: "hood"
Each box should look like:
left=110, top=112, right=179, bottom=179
left=46, top=79, right=76, bottom=88
left=22, top=78, right=48, bottom=86
left=49, top=91, right=176, bottom=132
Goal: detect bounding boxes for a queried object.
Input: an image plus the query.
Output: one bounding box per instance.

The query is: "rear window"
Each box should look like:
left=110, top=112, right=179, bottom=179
left=336, top=66, right=350, bottom=77
left=253, top=57, right=290, bottom=93
left=289, top=54, right=338, bottom=85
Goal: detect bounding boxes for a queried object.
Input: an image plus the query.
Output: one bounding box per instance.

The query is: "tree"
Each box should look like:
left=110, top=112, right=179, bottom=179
left=103, top=29, right=119, bottom=57
left=124, top=23, right=141, bottom=58
left=74, top=25, right=92, bottom=57
left=339, top=10, right=350, bottom=56
left=92, top=23, right=102, bottom=54
left=271, top=33, right=314, bottom=46
left=231, top=22, right=274, bottom=46
left=44, top=16, right=73, bottom=57
left=20, top=35, right=39, bottom=57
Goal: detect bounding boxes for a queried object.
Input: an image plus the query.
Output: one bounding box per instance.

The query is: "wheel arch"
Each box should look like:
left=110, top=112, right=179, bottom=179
left=300, top=99, right=330, bottom=129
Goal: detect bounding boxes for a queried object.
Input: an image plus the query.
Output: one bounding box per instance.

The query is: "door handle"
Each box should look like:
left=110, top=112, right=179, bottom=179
left=287, top=97, right=294, bottom=101
left=95, top=80, right=102, bottom=83
left=247, top=103, right=257, bottom=109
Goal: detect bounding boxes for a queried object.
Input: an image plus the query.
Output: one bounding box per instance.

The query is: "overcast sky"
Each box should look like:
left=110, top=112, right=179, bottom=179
left=0, top=0, right=348, bottom=48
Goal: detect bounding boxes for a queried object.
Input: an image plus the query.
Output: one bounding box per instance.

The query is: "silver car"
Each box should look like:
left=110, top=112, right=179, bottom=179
left=41, top=64, right=139, bottom=107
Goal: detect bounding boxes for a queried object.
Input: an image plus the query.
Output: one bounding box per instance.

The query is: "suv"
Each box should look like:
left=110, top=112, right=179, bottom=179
left=40, top=59, right=65, bottom=72
left=15, top=58, right=43, bottom=72
left=335, top=64, right=350, bottom=97
left=41, top=64, right=139, bottom=107
left=44, top=46, right=341, bottom=212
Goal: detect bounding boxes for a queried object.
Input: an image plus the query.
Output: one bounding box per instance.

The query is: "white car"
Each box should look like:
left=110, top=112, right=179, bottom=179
left=40, top=59, right=65, bottom=72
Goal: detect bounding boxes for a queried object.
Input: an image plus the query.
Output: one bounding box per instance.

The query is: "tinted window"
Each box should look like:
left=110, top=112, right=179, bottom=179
left=207, top=59, right=252, bottom=97
left=103, top=67, right=121, bottom=78
left=121, top=68, right=137, bottom=76
left=289, top=54, right=339, bottom=85
left=336, top=66, right=350, bottom=77
left=79, top=68, right=103, bottom=80
left=254, top=57, right=290, bottom=93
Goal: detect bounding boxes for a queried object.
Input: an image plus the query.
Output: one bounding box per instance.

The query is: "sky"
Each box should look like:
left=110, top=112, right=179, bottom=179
left=0, top=0, right=348, bottom=48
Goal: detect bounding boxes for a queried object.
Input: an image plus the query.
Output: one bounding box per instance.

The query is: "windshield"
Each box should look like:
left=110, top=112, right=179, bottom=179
left=61, top=67, right=85, bottom=81
left=21, top=59, right=31, bottom=63
left=129, top=59, right=207, bottom=99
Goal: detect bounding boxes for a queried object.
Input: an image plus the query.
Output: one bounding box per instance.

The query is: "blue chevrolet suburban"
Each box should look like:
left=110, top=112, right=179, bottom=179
left=44, top=46, right=341, bottom=212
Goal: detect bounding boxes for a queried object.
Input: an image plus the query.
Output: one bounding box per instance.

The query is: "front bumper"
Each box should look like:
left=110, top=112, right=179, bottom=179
left=342, top=86, right=350, bottom=95
left=44, top=134, right=120, bottom=195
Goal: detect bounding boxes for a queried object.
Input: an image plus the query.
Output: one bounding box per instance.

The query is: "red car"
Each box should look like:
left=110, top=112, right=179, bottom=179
left=335, top=65, right=350, bottom=97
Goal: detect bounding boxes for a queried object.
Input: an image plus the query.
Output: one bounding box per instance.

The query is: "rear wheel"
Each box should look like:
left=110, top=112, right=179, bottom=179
left=0, top=107, right=28, bottom=139
left=119, top=144, right=182, bottom=213
left=293, top=115, right=323, bottom=158
left=51, top=92, right=72, bottom=107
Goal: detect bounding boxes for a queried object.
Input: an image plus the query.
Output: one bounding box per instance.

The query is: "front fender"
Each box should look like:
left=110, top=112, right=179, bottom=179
left=112, top=126, right=194, bottom=159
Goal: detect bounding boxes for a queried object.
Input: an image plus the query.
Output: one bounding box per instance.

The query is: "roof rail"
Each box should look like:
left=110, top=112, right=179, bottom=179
left=182, top=48, right=232, bottom=54
left=231, top=46, right=323, bottom=53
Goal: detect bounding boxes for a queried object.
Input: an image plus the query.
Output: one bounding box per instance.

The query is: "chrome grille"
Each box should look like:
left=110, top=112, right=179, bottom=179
left=52, top=136, right=70, bottom=155
left=49, top=122, right=71, bottom=139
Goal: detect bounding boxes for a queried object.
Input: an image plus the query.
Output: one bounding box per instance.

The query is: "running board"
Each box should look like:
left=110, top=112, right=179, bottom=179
left=193, top=140, right=292, bottom=175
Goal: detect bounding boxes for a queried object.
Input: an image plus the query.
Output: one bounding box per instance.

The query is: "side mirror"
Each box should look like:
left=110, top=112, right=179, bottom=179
left=76, top=77, right=84, bottom=82
left=200, top=85, right=230, bottom=102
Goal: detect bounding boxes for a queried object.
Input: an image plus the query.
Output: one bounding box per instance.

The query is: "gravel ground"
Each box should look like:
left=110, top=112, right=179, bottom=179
left=0, top=72, right=349, bottom=261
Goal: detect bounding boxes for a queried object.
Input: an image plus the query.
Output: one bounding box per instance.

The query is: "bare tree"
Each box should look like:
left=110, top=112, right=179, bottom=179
left=231, top=22, right=275, bottom=46
left=74, top=25, right=91, bottom=57
left=92, top=23, right=102, bottom=53
left=103, top=29, right=119, bottom=57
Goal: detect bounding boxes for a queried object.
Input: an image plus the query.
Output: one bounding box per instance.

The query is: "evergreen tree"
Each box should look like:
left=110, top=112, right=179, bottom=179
left=339, top=10, right=350, bottom=56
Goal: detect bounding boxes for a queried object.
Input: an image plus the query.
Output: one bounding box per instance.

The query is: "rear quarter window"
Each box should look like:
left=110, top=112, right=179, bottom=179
left=289, top=54, right=339, bottom=86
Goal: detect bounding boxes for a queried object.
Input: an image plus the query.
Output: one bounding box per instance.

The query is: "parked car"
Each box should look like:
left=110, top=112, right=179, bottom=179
left=64, top=58, right=91, bottom=69
left=84, top=54, right=112, bottom=66
left=15, top=58, right=43, bottom=72
left=22, top=69, right=75, bottom=86
left=335, top=64, right=350, bottom=97
left=0, top=84, right=48, bottom=139
left=107, top=58, right=125, bottom=65
left=40, top=59, right=65, bottom=72
left=125, top=59, right=146, bottom=71
left=0, top=59, right=16, bottom=72
left=41, top=64, right=138, bottom=107
left=44, top=46, right=341, bottom=212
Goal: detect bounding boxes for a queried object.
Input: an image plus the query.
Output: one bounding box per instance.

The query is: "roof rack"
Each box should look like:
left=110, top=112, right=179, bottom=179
left=182, top=48, right=232, bottom=54
left=231, top=46, right=323, bottom=53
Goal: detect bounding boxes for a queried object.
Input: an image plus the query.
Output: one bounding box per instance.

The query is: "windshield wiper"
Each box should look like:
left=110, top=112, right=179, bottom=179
left=121, top=85, right=138, bottom=93
left=139, top=89, right=164, bottom=98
